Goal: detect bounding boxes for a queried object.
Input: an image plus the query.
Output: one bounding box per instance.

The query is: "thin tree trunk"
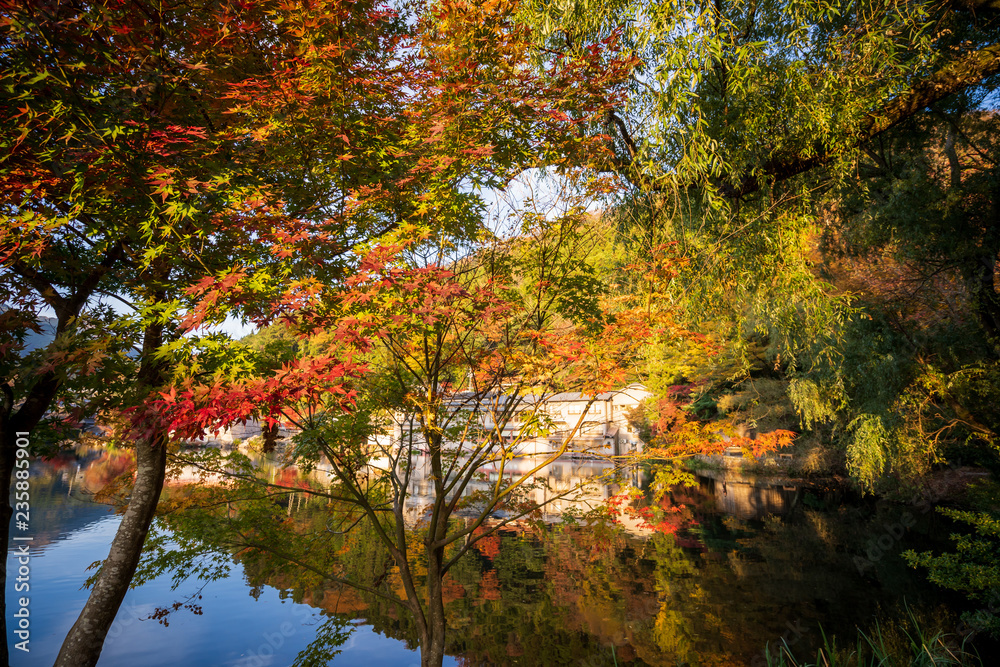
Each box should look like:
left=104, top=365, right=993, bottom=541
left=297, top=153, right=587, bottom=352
left=55, top=319, right=169, bottom=667
left=418, top=421, right=448, bottom=667
left=419, top=546, right=447, bottom=667
left=965, top=251, right=1000, bottom=352
left=388, top=498, right=447, bottom=667
left=262, top=422, right=278, bottom=453
left=53, top=432, right=167, bottom=667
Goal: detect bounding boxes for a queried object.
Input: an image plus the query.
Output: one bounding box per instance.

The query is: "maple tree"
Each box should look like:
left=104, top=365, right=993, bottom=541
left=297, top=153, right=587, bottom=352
left=153, top=190, right=678, bottom=666
left=146, top=172, right=796, bottom=667
left=2, top=0, right=637, bottom=664
left=0, top=0, right=422, bottom=663
left=0, top=1, right=240, bottom=661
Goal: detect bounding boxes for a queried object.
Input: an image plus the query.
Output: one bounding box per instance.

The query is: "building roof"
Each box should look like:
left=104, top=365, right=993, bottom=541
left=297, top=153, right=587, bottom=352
left=439, top=384, right=647, bottom=408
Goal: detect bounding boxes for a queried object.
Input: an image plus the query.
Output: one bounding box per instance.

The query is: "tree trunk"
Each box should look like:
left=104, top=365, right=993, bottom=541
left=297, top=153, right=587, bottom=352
left=419, top=546, right=448, bottom=667
left=55, top=319, right=169, bottom=667
left=262, top=422, right=278, bottom=453
left=53, top=432, right=167, bottom=667
left=416, top=422, right=449, bottom=667
left=965, top=252, right=1000, bottom=353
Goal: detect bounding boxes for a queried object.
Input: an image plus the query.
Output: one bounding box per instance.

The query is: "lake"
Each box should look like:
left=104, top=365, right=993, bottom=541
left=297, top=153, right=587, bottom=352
left=7, top=445, right=990, bottom=666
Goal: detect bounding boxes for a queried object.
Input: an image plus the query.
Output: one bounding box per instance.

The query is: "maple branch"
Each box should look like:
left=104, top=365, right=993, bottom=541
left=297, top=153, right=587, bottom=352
left=69, top=241, right=127, bottom=313
left=6, top=262, right=66, bottom=314
left=4, top=237, right=126, bottom=437
left=7, top=235, right=124, bottom=321
left=315, top=434, right=411, bottom=560
left=95, top=289, right=138, bottom=312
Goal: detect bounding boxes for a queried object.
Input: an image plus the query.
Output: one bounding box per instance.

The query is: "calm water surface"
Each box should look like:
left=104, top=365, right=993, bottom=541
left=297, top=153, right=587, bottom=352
left=8, top=448, right=451, bottom=667
left=7, top=446, right=979, bottom=666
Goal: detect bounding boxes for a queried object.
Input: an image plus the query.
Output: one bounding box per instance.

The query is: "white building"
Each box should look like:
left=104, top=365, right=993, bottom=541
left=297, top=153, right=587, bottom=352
left=379, top=383, right=650, bottom=459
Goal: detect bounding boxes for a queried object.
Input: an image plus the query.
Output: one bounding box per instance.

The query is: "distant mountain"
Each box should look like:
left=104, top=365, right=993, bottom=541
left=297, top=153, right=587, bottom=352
left=21, top=316, right=57, bottom=353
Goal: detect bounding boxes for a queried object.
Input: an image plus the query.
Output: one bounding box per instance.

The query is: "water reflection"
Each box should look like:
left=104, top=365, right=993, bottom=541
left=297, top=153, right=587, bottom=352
left=14, top=446, right=980, bottom=666
left=8, top=448, right=444, bottom=667
left=695, top=469, right=806, bottom=519
left=23, top=445, right=133, bottom=551
left=396, top=454, right=650, bottom=530
left=170, top=450, right=654, bottom=533
left=228, top=476, right=967, bottom=666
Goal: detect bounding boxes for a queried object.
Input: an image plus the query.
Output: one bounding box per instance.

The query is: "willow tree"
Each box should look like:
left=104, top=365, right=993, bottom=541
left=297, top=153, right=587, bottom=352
left=515, top=0, right=1000, bottom=487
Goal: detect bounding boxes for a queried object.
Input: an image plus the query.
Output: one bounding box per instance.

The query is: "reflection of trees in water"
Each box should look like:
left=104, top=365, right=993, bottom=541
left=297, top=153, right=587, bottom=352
left=27, top=446, right=136, bottom=549
left=147, top=460, right=973, bottom=667
left=33, top=445, right=135, bottom=499
left=78, top=450, right=135, bottom=494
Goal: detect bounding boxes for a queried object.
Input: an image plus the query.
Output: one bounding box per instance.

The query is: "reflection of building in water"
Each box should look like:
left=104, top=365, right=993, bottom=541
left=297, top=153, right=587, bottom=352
left=395, top=453, right=652, bottom=535
left=165, top=450, right=654, bottom=536
left=177, top=420, right=298, bottom=447
left=697, top=469, right=800, bottom=519
left=374, top=383, right=650, bottom=459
